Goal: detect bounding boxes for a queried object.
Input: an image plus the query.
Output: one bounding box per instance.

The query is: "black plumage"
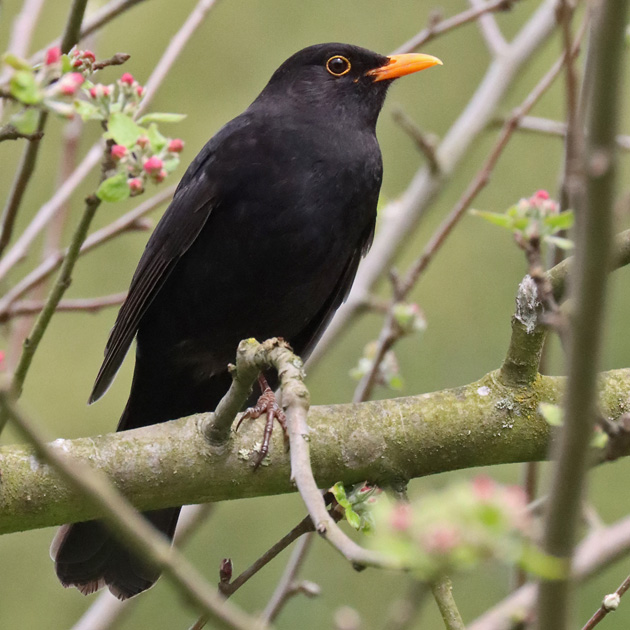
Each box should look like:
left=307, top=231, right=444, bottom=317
left=53, top=43, right=441, bottom=599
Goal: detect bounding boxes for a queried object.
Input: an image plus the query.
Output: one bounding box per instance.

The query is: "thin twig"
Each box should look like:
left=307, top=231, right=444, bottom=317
left=0, top=185, right=174, bottom=317
left=0, top=393, right=265, bottom=630
left=8, top=194, right=102, bottom=404
left=261, top=533, right=315, bottom=623
left=581, top=573, right=630, bottom=630
left=221, top=517, right=314, bottom=599
left=134, top=0, right=221, bottom=119
left=468, top=0, right=508, bottom=56
left=391, top=107, right=440, bottom=174
left=537, top=1, right=629, bottom=628
left=0, top=112, right=47, bottom=258
left=93, top=52, right=131, bottom=71
left=0, top=124, right=44, bottom=143
left=394, top=0, right=519, bottom=54
left=493, top=115, right=630, bottom=150
left=4, top=292, right=127, bottom=320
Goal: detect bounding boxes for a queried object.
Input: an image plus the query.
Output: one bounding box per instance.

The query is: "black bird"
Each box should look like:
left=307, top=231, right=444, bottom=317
left=52, top=43, right=441, bottom=599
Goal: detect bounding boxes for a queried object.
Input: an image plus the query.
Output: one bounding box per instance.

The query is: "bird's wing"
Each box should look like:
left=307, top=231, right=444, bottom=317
left=293, top=220, right=375, bottom=360
left=89, top=168, right=218, bottom=404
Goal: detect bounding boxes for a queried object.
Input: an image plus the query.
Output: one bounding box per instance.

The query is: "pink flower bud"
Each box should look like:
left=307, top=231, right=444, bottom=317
left=89, top=84, right=110, bottom=99
left=82, top=50, right=96, bottom=63
left=154, top=168, right=167, bottom=183
left=110, top=144, right=127, bottom=160
left=128, top=178, right=144, bottom=194
left=136, top=86, right=145, bottom=97
left=120, top=72, right=135, bottom=86
left=167, top=138, right=184, bottom=153
left=143, top=156, right=163, bottom=174
left=72, top=59, right=83, bottom=68
left=534, top=189, right=550, bottom=200
left=59, top=72, right=85, bottom=96
left=45, top=47, right=61, bottom=65
left=136, top=135, right=150, bottom=149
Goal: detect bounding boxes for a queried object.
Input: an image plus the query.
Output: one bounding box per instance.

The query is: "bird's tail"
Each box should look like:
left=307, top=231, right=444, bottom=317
left=51, top=506, right=181, bottom=600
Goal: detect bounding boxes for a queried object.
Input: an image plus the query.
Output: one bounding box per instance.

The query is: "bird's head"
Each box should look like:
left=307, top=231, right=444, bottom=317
left=254, top=43, right=442, bottom=129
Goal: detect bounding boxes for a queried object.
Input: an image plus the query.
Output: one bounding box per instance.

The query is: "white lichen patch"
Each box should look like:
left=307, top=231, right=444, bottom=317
left=477, top=385, right=490, bottom=396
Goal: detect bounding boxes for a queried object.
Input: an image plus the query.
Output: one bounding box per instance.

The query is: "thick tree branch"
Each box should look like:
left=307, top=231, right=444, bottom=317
left=3, top=366, right=630, bottom=535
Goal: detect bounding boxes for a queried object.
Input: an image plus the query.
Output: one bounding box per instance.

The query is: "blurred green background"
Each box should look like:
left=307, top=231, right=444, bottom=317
left=1, top=0, right=630, bottom=628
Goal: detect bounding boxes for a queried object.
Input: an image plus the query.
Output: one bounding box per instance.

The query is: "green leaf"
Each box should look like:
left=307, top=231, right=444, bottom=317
left=539, top=402, right=563, bottom=427
left=96, top=173, right=131, bottom=203
left=544, top=235, right=574, bottom=250
left=107, top=112, right=143, bottom=147
left=544, top=210, right=574, bottom=231
left=470, top=210, right=514, bottom=230
left=74, top=100, right=103, bottom=121
left=345, top=508, right=361, bottom=530
left=9, top=71, right=41, bottom=105
left=146, top=123, right=167, bottom=151
left=137, top=112, right=186, bottom=125
left=10, top=108, right=39, bottom=134
left=2, top=53, right=32, bottom=71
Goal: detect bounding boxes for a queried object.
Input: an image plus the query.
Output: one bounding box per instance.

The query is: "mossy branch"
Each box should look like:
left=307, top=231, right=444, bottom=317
left=2, top=366, right=630, bottom=535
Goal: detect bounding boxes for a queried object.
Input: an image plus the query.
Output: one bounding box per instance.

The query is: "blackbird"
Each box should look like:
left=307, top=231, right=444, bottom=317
left=52, top=43, right=441, bottom=599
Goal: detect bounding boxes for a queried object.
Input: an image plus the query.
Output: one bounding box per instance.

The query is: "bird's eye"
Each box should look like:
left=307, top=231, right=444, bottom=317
left=326, top=56, right=351, bottom=77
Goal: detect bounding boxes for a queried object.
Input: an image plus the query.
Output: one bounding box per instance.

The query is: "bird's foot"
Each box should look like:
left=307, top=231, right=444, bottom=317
left=236, top=374, right=288, bottom=468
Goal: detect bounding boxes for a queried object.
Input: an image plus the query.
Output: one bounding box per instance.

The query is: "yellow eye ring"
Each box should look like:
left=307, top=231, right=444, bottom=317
left=326, top=56, right=351, bottom=77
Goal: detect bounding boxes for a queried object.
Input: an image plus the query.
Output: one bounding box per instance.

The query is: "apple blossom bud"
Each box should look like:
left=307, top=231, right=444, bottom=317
left=136, top=135, right=150, bottom=149
left=82, top=50, right=96, bottom=63
left=154, top=168, right=167, bottom=183
left=45, top=47, right=61, bottom=65
left=128, top=178, right=144, bottom=194
left=59, top=72, right=85, bottom=96
left=168, top=138, right=184, bottom=153
left=111, top=145, right=127, bottom=160
left=136, top=86, right=145, bottom=97
left=143, top=156, right=163, bottom=174
left=120, top=72, right=135, bottom=86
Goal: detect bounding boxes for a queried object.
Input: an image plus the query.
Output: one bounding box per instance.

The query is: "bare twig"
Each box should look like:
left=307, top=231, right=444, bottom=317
left=394, top=0, right=519, bottom=54
left=4, top=292, right=127, bottom=320
left=0, top=112, right=48, bottom=258
left=0, top=185, right=174, bottom=317
left=220, top=517, right=314, bottom=599
left=0, top=124, right=44, bottom=143
left=135, top=0, right=222, bottom=119
left=391, top=107, right=440, bottom=174
left=468, top=0, right=508, bottom=56
left=0, top=393, right=265, bottom=630
left=261, top=533, right=315, bottom=623
left=431, top=576, right=465, bottom=630
left=537, top=1, right=629, bottom=628
left=93, top=52, right=131, bottom=71
left=0, top=144, right=102, bottom=283
left=494, top=115, right=630, bottom=150
left=581, top=573, right=630, bottom=629
left=7, top=194, right=102, bottom=405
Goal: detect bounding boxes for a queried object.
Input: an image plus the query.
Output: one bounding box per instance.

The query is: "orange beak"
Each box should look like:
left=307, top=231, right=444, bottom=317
left=367, top=53, right=442, bottom=82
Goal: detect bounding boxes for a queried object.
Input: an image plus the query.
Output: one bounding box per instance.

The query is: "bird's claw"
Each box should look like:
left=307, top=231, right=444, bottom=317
left=236, top=381, right=288, bottom=468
